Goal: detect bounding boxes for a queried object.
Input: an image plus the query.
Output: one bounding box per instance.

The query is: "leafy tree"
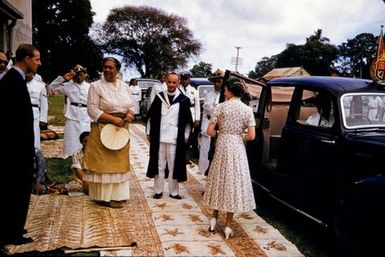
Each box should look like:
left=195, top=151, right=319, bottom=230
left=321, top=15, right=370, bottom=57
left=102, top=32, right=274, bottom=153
left=249, top=55, right=277, bottom=79
left=32, top=0, right=103, bottom=82
left=190, top=62, right=212, bottom=77
left=96, top=6, right=202, bottom=78
left=276, top=29, right=338, bottom=75
left=336, top=33, right=376, bottom=78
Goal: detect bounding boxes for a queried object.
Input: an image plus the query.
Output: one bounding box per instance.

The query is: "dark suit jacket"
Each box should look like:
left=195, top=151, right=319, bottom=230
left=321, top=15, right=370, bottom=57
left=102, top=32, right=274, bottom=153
left=0, top=68, right=35, bottom=245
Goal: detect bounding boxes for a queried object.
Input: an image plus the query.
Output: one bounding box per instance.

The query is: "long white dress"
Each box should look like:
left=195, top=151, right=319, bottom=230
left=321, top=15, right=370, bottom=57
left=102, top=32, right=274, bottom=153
left=203, top=98, right=256, bottom=213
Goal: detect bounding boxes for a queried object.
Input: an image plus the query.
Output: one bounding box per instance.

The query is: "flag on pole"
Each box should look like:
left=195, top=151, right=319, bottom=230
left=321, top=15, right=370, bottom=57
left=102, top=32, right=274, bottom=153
left=370, top=25, right=385, bottom=82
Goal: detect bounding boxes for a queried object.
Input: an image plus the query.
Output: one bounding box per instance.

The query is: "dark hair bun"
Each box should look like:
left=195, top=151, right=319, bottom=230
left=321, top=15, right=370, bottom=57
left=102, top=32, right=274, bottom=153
left=225, top=77, right=245, bottom=97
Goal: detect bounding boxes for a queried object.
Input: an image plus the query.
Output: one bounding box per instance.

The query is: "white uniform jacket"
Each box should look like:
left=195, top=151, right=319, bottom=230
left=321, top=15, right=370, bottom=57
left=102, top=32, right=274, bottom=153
left=201, top=91, right=220, bottom=136
left=146, top=90, right=191, bottom=144
left=129, top=85, right=142, bottom=114
left=49, top=76, right=91, bottom=122
left=179, top=84, right=200, bottom=122
left=27, top=76, right=48, bottom=149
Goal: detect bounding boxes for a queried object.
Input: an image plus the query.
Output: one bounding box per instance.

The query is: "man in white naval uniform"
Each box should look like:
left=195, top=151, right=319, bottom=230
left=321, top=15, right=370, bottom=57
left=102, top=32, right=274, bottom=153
left=179, top=71, right=200, bottom=160
left=26, top=72, right=48, bottom=150
left=128, top=78, right=142, bottom=115
left=26, top=72, right=49, bottom=194
left=48, top=64, right=91, bottom=159
left=198, top=69, right=224, bottom=174
left=146, top=72, right=193, bottom=200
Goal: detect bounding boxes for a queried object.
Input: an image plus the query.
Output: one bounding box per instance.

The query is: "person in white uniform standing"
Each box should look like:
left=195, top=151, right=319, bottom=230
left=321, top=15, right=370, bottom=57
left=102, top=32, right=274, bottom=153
left=128, top=78, right=142, bottom=116
left=198, top=69, right=224, bottom=174
left=49, top=64, right=91, bottom=159
left=179, top=71, right=201, bottom=161
left=26, top=72, right=49, bottom=194
left=26, top=72, right=48, bottom=150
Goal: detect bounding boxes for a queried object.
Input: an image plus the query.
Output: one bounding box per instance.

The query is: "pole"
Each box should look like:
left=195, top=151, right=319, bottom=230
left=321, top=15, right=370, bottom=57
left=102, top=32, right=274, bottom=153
left=235, top=46, right=241, bottom=72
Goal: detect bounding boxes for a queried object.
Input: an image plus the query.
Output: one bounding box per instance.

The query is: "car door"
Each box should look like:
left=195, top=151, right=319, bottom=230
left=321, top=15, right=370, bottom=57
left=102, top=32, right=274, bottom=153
left=278, top=88, right=340, bottom=220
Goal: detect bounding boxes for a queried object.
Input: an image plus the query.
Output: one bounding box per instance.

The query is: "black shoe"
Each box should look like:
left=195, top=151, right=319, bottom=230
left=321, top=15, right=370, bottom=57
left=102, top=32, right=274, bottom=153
left=169, top=194, right=182, bottom=200
left=9, top=236, right=33, bottom=245
left=153, top=193, right=163, bottom=199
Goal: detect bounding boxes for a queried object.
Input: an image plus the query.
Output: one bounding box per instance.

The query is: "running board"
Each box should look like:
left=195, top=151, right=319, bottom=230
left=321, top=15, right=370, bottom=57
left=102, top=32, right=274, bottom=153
left=253, top=180, right=328, bottom=228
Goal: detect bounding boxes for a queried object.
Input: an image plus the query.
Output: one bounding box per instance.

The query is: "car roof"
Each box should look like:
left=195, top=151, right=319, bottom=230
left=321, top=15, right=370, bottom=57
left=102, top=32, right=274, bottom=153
left=190, top=77, right=213, bottom=87
left=134, top=78, right=160, bottom=82
left=267, top=76, right=377, bottom=95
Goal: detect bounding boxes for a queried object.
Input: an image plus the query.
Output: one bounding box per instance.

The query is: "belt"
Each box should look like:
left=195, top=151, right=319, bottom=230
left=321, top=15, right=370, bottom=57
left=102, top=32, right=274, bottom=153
left=31, top=104, right=39, bottom=108
left=71, top=102, right=87, bottom=108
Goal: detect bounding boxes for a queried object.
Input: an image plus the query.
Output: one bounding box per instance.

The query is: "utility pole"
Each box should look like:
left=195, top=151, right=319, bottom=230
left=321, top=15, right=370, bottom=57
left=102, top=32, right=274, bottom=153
left=231, top=46, right=242, bottom=72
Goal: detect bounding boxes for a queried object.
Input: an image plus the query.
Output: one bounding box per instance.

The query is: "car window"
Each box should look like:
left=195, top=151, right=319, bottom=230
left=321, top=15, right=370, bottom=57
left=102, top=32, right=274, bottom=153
left=198, top=85, right=214, bottom=100
left=297, top=90, right=334, bottom=128
left=342, top=93, right=385, bottom=128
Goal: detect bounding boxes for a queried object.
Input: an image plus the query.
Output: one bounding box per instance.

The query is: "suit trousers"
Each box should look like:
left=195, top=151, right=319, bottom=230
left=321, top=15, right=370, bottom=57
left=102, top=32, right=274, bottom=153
left=154, top=142, right=179, bottom=196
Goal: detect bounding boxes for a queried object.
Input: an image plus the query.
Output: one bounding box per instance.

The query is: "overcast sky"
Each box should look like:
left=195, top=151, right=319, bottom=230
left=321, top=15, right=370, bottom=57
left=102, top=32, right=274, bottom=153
left=90, top=0, right=385, bottom=78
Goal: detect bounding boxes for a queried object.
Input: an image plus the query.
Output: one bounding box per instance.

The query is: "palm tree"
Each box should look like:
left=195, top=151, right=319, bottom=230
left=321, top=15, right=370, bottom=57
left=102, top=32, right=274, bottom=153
left=306, top=29, right=330, bottom=44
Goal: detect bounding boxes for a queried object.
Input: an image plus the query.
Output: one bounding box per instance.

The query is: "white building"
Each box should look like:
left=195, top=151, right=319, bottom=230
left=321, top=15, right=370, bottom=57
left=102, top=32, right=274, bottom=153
left=0, top=0, right=32, bottom=55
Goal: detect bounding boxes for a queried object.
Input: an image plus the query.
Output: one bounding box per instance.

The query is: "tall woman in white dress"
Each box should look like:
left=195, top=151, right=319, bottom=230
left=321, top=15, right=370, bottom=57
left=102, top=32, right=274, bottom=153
left=83, top=57, right=135, bottom=208
left=203, top=78, right=256, bottom=239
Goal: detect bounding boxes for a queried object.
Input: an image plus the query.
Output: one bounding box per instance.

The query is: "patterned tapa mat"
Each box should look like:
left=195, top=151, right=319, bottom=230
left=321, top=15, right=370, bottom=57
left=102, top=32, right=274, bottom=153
left=6, top=124, right=303, bottom=256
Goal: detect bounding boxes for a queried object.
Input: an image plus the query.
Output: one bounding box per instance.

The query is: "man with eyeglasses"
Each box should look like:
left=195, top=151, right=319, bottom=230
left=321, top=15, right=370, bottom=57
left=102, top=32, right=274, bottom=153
left=0, top=51, right=8, bottom=79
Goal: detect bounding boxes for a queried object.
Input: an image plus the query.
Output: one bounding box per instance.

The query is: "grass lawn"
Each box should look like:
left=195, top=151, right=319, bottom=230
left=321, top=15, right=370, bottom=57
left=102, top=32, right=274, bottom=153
left=48, top=95, right=66, bottom=126
left=45, top=95, right=71, bottom=183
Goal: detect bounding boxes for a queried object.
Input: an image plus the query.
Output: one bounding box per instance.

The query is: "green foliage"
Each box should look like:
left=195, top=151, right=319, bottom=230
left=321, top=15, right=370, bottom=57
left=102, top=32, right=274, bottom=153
left=190, top=62, right=212, bottom=77
left=96, top=5, right=202, bottom=78
left=337, top=33, right=376, bottom=78
left=250, top=28, right=380, bottom=79
left=275, top=29, right=338, bottom=76
left=32, top=0, right=103, bottom=82
left=249, top=55, right=277, bottom=79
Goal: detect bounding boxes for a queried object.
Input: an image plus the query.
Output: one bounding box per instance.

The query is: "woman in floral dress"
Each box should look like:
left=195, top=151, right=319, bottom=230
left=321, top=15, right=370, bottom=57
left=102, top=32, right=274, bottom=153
left=203, top=78, right=256, bottom=239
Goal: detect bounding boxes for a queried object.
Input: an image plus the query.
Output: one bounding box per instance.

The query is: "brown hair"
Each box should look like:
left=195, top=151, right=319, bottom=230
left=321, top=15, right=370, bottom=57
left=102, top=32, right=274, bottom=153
left=15, top=44, right=38, bottom=62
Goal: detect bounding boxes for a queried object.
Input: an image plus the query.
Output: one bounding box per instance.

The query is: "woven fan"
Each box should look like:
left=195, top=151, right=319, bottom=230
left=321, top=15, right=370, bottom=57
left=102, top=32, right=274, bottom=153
left=100, top=124, right=129, bottom=150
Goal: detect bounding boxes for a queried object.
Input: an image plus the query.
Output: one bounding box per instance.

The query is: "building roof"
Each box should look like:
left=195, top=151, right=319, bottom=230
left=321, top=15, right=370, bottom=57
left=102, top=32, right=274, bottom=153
left=262, top=67, right=310, bottom=81
left=0, top=0, right=23, bottom=20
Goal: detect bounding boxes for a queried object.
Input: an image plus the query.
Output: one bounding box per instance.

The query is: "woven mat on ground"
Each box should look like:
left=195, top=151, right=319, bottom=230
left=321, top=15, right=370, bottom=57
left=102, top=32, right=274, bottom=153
left=4, top=194, right=136, bottom=255
left=7, top=124, right=303, bottom=256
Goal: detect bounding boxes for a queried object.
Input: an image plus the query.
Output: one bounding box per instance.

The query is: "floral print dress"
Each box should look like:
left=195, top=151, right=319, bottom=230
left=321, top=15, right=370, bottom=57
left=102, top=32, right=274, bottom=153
left=203, top=98, right=256, bottom=213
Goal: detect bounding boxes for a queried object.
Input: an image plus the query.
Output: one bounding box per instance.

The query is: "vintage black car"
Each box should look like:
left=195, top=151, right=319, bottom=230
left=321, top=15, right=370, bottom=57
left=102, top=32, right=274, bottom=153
left=222, top=71, right=385, bottom=254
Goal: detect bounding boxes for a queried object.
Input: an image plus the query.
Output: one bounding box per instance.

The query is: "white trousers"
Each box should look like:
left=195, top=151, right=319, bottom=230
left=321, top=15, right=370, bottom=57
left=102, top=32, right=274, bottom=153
left=154, top=142, right=179, bottom=196
left=198, top=135, right=211, bottom=173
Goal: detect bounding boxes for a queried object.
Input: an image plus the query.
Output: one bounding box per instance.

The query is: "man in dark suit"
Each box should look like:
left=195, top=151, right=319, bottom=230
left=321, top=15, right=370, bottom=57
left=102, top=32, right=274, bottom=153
left=0, top=44, right=41, bottom=247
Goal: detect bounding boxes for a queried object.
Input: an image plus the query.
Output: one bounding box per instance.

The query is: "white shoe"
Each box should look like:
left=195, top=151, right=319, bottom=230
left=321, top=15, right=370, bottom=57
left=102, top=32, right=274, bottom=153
left=209, top=217, right=216, bottom=232
left=224, top=227, right=233, bottom=239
